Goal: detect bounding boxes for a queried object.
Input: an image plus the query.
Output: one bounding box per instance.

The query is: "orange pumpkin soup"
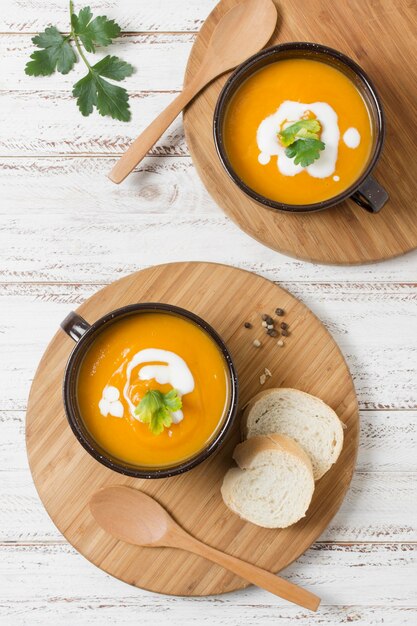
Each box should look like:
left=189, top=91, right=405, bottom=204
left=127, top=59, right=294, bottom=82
left=76, top=312, right=230, bottom=467
left=223, top=58, right=373, bottom=205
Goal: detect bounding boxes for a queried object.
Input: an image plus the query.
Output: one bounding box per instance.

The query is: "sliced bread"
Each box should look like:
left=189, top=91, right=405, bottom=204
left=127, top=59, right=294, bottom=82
left=221, top=434, right=314, bottom=528
left=242, top=388, right=344, bottom=480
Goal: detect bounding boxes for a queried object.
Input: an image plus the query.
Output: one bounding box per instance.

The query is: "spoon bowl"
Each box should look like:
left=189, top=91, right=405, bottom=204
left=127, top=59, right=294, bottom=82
left=90, top=486, right=172, bottom=546
left=200, top=0, right=278, bottom=81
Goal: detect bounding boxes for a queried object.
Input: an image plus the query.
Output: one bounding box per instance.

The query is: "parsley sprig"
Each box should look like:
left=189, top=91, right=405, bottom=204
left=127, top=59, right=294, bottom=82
left=278, top=119, right=325, bottom=168
left=135, top=389, right=183, bottom=436
left=25, top=2, right=134, bottom=121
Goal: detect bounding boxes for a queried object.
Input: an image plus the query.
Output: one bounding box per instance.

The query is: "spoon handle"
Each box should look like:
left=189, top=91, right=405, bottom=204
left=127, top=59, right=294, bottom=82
left=177, top=533, right=320, bottom=611
left=108, top=76, right=203, bottom=184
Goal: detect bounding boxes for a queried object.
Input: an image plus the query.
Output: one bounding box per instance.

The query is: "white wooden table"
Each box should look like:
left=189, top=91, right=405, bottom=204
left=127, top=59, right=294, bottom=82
left=1, top=1, right=416, bottom=624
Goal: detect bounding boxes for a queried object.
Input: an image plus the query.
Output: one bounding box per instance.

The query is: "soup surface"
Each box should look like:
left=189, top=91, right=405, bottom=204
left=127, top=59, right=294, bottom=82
left=223, top=58, right=373, bottom=205
left=77, top=312, right=230, bottom=467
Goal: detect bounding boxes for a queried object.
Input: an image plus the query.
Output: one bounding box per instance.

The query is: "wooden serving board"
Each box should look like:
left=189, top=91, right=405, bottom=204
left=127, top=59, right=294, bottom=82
left=26, top=262, right=359, bottom=596
left=183, top=0, right=417, bottom=265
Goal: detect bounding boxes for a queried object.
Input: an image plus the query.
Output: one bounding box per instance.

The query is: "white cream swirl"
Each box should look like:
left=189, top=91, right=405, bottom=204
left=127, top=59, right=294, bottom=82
left=123, top=348, right=194, bottom=423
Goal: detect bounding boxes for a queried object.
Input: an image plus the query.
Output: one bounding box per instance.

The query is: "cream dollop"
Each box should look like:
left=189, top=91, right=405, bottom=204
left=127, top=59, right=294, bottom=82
left=257, top=100, right=340, bottom=178
left=99, top=385, right=124, bottom=418
left=343, top=127, right=361, bottom=148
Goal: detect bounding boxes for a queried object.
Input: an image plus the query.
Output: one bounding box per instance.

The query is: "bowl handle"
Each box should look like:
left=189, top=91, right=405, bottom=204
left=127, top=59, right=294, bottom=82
left=351, top=175, right=389, bottom=213
left=60, top=311, right=91, bottom=342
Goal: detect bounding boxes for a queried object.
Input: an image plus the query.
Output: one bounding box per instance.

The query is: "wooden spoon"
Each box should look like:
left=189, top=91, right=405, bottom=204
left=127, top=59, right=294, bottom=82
left=90, top=486, right=320, bottom=611
left=108, top=0, right=278, bottom=184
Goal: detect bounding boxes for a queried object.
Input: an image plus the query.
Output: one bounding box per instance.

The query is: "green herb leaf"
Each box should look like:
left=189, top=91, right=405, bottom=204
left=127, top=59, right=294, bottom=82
left=92, top=55, right=134, bottom=81
left=72, top=55, right=133, bottom=121
left=25, top=26, right=77, bottom=76
left=134, top=389, right=183, bottom=436
left=163, top=389, right=183, bottom=412
left=71, top=6, right=121, bottom=53
left=278, top=119, right=321, bottom=147
left=278, top=118, right=325, bottom=167
left=285, top=138, right=325, bottom=168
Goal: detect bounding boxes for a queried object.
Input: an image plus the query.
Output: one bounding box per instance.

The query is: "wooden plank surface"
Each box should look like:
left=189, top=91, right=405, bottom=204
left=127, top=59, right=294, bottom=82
left=1, top=543, right=417, bottom=609
left=1, top=0, right=417, bottom=622
left=3, top=155, right=417, bottom=277
left=1, top=34, right=194, bottom=90
left=0, top=1, right=216, bottom=33
left=0, top=91, right=188, bottom=156
left=0, top=282, right=416, bottom=410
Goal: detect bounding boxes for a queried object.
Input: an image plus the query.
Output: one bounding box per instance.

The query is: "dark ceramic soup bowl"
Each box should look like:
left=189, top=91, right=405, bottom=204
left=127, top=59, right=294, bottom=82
left=214, top=42, right=388, bottom=214
left=60, top=303, right=238, bottom=479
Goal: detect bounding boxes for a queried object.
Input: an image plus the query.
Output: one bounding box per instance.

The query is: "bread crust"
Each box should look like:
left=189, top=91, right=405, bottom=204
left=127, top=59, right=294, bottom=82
left=242, top=387, right=342, bottom=435
left=241, top=388, right=344, bottom=480
left=233, top=434, right=314, bottom=477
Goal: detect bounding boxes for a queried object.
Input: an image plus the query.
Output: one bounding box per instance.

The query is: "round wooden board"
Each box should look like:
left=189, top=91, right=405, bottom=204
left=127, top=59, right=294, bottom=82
left=183, top=0, right=417, bottom=265
left=26, top=262, right=359, bottom=596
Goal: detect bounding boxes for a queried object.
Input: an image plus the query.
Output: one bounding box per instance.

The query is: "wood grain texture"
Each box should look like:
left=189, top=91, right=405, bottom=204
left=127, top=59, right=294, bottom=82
left=3, top=602, right=417, bottom=626
left=0, top=91, right=187, bottom=156
left=0, top=0, right=216, bottom=33
left=6, top=409, right=417, bottom=475
left=0, top=155, right=415, bottom=280
left=2, top=34, right=194, bottom=92
left=2, top=281, right=415, bottom=411
left=3, top=456, right=416, bottom=543
left=26, top=262, right=359, bottom=596
left=2, top=543, right=417, bottom=609
left=183, top=0, right=417, bottom=264
left=1, top=210, right=417, bottom=285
